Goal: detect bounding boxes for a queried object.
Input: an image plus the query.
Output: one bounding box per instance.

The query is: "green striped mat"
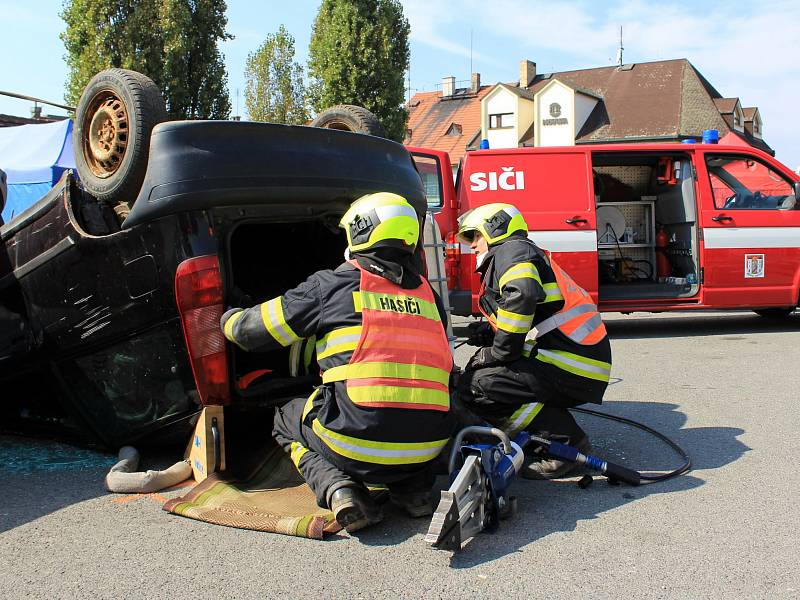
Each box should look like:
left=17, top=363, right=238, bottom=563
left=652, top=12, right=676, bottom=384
left=163, top=446, right=340, bottom=539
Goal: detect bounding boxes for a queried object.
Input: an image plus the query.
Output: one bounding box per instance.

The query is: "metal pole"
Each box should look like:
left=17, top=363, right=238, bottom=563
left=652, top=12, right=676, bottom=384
left=0, top=90, right=75, bottom=112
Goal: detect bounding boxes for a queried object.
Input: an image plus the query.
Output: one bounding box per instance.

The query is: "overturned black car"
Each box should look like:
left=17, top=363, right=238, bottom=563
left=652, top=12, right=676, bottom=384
left=0, top=69, right=439, bottom=446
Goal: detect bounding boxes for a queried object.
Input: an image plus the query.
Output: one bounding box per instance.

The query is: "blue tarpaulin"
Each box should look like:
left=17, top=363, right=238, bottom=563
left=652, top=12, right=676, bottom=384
left=0, top=119, right=75, bottom=223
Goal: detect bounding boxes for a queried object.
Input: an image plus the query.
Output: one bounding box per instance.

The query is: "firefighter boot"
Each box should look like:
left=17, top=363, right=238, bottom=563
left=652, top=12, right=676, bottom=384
left=329, top=485, right=383, bottom=533
left=389, top=491, right=434, bottom=518
left=521, top=435, right=592, bottom=480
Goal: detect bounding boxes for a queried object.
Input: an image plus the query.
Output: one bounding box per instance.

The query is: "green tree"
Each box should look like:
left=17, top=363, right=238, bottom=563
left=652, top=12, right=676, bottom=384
left=61, top=0, right=232, bottom=119
left=244, top=26, right=308, bottom=124
left=308, top=0, right=410, bottom=141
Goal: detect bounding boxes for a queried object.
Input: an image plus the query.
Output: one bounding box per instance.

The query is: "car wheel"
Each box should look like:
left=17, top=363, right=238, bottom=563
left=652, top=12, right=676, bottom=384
left=310, top=104, right=387, bottom=138
left=753, top=307, right=795, bottom=318
left=73, top=69, right=167, bottom=204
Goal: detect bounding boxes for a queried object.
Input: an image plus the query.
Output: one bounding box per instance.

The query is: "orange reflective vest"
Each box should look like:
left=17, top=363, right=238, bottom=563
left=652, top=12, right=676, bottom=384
left=531, top=254, right=607, bottom=345
left=481, top=253, right=606, bottom=346
left=321, top=260, right=452, bottom=412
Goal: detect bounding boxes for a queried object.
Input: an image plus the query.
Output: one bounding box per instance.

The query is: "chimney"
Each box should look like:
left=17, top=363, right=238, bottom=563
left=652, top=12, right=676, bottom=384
left=471, top=73, right=481, bottom=94
left=519, top=60, right=536, bottom=88
left=441, top=76, right=455, bottom=98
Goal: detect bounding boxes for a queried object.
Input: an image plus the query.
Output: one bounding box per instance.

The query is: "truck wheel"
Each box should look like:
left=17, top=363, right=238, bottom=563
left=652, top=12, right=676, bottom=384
left=310, top=105, right=387, bottom=138
left=73, top=69, right=167, bottom=204
left=753, top=308, right=795, bottom=318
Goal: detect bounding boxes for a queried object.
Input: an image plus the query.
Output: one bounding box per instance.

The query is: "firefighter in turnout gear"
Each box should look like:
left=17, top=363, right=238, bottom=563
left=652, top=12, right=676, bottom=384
left=456, top=203, right=612, bottom=480
left=220, top=193, right=454, bottom=532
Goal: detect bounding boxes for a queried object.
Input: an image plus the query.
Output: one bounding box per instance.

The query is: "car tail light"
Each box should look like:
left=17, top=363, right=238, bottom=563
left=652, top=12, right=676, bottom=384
left=445, top=232, right=461, bottom=290
left=174, top=255, right=230, bottom=406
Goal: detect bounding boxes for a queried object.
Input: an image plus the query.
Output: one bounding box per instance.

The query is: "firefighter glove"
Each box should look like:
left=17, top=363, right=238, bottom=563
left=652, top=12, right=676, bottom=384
left=466, top=321, right=494, bottom=347
left=465, top=346, right=501, bottom=371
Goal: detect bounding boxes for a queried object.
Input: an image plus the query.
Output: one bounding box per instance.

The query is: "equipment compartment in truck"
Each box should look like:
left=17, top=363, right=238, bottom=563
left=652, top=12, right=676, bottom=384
left=592, top=152, right=700, bottom=302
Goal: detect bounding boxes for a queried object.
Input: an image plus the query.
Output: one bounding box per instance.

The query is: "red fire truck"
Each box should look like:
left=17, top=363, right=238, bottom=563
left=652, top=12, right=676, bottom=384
left=409, top=143, right=800, bottom=318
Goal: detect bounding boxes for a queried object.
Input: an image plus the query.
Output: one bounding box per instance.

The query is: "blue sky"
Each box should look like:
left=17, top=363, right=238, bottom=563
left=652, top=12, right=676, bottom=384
left=2, top=0, right=799, bottom=169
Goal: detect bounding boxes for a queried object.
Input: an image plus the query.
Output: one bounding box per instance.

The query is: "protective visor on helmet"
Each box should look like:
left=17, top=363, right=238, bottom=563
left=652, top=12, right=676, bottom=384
left=339, top=193, right=420, bottom=253
left=457, top=203, right=527, bottom=245
left=456, top=209, right=480, bottom=243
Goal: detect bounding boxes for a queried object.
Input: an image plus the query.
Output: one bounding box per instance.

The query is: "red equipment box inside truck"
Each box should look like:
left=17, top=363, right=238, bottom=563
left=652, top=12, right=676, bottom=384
left=411, top=143, right=800, bottom=318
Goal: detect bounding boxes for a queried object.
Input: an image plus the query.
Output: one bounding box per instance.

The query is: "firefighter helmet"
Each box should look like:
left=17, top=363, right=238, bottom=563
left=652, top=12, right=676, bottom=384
left=457, top=203, right=528, bottom=245
left=339, top=192, right=419, bottom=254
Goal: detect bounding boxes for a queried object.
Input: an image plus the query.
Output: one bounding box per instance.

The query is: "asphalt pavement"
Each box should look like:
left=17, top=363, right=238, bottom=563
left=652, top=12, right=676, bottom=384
left=1, top=310, right=799, bottom=599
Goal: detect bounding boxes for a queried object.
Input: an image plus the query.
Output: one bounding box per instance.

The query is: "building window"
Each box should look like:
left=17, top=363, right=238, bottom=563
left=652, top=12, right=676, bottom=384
left=489, top=113, right=514, bottom=129
left=445, top=123, right=462, bottom=136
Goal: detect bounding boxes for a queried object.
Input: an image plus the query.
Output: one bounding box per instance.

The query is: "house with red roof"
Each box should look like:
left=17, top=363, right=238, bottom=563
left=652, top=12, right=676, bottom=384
left=406, top=58, right=772, bottom=175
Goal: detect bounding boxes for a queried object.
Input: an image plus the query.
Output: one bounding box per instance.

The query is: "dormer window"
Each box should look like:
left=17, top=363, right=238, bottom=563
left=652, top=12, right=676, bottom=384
left=733, top=104, right=744, bottom=132
left=445, top=123, right=462, bottom=136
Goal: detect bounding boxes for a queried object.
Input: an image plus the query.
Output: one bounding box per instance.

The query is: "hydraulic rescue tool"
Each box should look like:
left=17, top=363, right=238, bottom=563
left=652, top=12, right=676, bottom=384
left=425, top=425, right=644, bottom=551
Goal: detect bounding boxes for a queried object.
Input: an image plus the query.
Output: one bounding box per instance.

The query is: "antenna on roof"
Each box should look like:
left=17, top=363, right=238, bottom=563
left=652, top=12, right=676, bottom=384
left=470, top=29, right=473, bottom=76
left=616, top=26, right=624, bottom=67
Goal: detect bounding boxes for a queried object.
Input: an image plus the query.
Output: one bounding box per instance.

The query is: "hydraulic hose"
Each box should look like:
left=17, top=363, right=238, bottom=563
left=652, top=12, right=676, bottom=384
left=456, top=339, right=690, bottom=483
left=570, top=407, right=692, bottom=483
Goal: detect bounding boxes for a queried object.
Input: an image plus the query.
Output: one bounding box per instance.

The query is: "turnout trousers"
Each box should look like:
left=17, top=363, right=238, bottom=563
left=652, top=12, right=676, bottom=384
left=456, top=356, right=591, bottom=443
left=273, top=389, right=435, bottom=509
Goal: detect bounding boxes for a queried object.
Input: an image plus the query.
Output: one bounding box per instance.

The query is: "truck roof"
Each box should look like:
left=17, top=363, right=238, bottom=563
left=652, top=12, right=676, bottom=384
left=461, top=143, right=783, bottom=164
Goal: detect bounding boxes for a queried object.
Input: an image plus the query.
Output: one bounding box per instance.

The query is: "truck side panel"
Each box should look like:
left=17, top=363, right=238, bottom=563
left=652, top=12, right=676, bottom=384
left=456, top=149, right=598, bottom=307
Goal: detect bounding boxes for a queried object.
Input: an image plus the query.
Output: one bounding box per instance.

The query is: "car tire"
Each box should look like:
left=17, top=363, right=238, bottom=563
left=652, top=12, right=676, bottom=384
left=753, top=307, right=795, bottom=318
left=310, top=104, right=387, bottom=138
left=73, top=69, right=167, bottom=204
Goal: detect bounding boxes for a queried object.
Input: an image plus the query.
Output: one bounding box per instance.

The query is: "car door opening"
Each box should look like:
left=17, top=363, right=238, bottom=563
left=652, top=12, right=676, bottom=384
left=226, top=219, right=347, bottom=402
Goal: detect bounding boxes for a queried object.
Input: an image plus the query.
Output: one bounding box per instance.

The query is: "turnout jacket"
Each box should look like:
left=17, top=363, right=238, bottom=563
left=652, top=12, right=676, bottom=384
left=477, top=233, right=612, bottom=404
left=221, top=256, right=454, bottom=469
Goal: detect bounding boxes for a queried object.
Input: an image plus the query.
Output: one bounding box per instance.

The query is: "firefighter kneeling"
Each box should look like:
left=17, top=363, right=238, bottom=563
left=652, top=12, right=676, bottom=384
left=456, top=203, right=612, bottom=479
left=221, top=193, right=453, bottom=533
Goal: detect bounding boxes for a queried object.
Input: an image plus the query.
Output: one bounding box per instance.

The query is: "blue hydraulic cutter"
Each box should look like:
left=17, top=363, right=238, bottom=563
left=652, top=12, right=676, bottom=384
left=425, top=426, right=642, bottom=551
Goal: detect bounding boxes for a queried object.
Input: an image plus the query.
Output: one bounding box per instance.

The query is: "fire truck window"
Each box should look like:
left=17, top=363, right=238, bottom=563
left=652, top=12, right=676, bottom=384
left=412, top=154, right=443, bottom=208
left=706, top=155, right=796, bottom=210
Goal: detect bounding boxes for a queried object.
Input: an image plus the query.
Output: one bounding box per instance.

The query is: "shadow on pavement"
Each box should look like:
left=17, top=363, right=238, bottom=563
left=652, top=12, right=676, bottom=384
left=604, top=311, right=799, bottom=340
left=455, top=312, right=799, bottom=343
left=0, top=433, right=185, bottom=534
left=0, top=433, right=117, bottom=533
left=355, top=399, right=749, bottom=567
